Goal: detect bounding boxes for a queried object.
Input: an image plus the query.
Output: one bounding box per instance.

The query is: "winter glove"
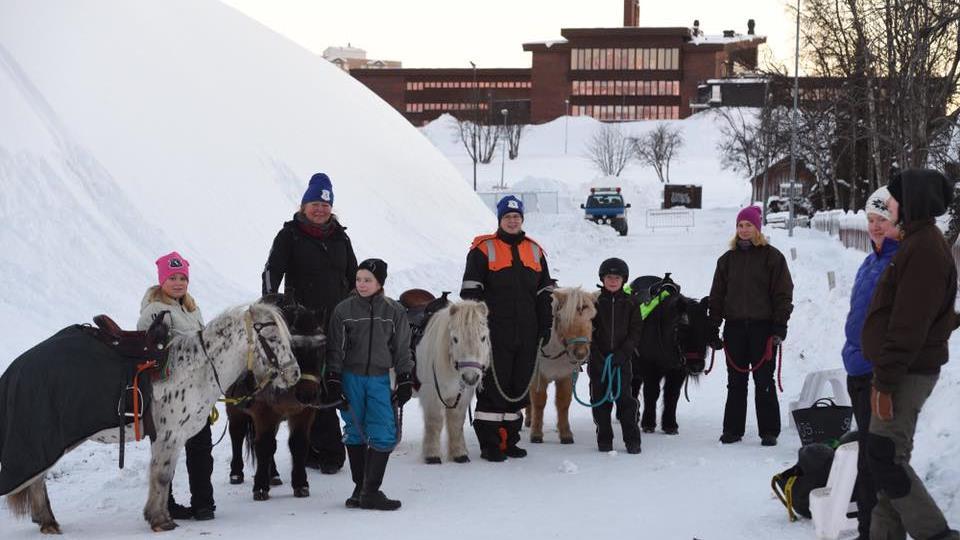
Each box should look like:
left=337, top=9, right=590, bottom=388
left=709, top=331, right=724, bottom=350
left=771, top=323, right=788, bottom=345
left=394, top=372, right=414, bottom=407
left=610, top=351, right=629, bottom=368
left=324, top=372, right=348, bottom=409
left=539, top=328, right=552, bottom=350
left=871, top=387, right=894, bottom=421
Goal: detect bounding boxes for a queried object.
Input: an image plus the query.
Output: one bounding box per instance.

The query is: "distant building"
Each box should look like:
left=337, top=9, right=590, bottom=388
left=351, top=1, right=765, bottom=124
left=323, top=44, right=401, bottom=71
left=750, top=156, right=817, bottom=202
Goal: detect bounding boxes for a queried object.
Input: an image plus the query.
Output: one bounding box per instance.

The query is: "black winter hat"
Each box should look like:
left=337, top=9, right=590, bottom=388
left=598, top=257, right=629, bottom=282
left=358, top=258, right=388, bottom=285
left=887, top=168, right=955, bottom=224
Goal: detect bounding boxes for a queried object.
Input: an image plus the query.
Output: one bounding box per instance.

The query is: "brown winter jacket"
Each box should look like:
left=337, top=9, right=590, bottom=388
left=861, top=219, right=958, bottom=393
left=708, top=244, right=794, bottom=330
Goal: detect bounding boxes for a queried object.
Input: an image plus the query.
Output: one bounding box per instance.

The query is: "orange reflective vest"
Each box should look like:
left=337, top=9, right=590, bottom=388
left=470, top=233, right=545, bottom=273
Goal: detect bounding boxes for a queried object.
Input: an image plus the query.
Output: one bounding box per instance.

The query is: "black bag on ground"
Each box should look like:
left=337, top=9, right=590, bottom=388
left=771, top=442, right=835, bottom=520
left=791, top=397, right=853, bottom=446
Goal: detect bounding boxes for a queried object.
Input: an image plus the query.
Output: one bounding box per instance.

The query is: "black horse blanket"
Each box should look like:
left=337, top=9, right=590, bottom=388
left=0, top=325, right=153, bottom=495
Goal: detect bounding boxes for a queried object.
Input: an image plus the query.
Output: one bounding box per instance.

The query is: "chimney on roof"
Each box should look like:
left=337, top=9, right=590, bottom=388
left=624, top=0, right=639, bottom=27
left=723, top=30, right=735, bottom=38
left=747, top=19, right=755, bottom=35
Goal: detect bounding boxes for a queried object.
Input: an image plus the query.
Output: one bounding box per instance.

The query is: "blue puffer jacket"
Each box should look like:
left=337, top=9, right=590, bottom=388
left=842, top=238, right=899, bottom=376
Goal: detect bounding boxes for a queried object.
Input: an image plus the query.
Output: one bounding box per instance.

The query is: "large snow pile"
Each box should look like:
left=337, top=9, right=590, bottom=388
left=0, top=0, right=490, bottom=359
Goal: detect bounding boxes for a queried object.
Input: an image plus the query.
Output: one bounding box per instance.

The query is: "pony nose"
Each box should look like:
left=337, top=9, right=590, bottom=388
left=573, top=346, right=590, bottom=361
left=462, top=371, right=480, bottom=386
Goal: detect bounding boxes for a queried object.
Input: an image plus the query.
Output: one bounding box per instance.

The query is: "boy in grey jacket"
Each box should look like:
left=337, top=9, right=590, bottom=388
left=325, top=258, right=413, bottom=511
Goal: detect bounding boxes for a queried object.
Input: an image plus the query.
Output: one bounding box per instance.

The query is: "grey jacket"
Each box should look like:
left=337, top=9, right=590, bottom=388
left=326, top=291, right=413, bottom=377
left=136, top=287, right=204, bottom=337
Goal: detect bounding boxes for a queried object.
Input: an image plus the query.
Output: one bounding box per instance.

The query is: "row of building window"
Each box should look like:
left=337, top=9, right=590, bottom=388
left=572, top=104, right=680, bottom=121
left=405, top=102, right=490, bottom=113
left=570, top=48, right=680, bottom=71
left=572, top=80, right=680, bottom=96
left=405, top=81, right=531, bottom=91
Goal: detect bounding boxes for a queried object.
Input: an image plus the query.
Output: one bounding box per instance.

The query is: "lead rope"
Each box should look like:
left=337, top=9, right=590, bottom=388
left=572, top=354, right=621, bottom=407
left=705, top=337, right=784, bottom=392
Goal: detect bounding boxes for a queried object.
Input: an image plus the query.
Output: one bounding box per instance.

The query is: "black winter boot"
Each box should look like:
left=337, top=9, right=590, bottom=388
left=359, top=449, right=401, bottom=511
left=474, top=419, right=506, bottom=462
left=345, top=445, right=366, bottom=508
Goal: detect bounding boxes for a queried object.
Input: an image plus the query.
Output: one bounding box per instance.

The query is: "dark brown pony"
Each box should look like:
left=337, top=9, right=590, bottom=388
left=225, top=294, right=325, bottom=501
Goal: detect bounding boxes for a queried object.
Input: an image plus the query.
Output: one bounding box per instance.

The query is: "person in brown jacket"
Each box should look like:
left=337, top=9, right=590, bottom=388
left=861, top=168, right=959, bottom=540
left=708, top=206, right=794, bottom=446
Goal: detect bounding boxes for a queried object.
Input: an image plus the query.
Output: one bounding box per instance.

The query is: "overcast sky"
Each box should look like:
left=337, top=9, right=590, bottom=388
left=221, top=0, right=799, bottom=72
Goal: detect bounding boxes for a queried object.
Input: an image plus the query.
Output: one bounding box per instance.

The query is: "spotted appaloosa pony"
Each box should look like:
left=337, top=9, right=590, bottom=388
left=226, top=294, right=326, bottom=501
left=525, top=287, right=598, bottom=444
left=414, top=300, right=491, bottom=464
left=5, top=302, right=300, bottom=533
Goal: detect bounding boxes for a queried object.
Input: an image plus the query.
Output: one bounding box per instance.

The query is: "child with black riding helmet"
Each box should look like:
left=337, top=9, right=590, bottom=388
left=589, top=258, right=643, bottom=454
left=324, top=258, right=414, bottom=511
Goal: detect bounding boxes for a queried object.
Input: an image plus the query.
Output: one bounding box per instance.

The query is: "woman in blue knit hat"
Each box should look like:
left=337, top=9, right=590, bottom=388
left=460, top=195, right=555, bottom=462
left=260, top=172, right=357, bottom=475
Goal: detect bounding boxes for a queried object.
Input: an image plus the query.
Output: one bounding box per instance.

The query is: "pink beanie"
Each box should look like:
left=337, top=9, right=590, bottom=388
left=736, top=206, right=762, bottom=231
left=156, top=251, right=190, bottom=285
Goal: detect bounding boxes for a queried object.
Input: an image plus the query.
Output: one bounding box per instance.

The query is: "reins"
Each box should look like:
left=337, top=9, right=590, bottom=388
left=572, top=354, right=621, bottom=407
left=704, top=336, right=785, bottom=392
left=433, top=360, right=485, bottom=409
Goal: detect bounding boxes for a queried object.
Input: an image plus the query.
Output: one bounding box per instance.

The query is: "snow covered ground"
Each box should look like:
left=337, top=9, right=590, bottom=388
left=2, top=1, right=958, bottom=538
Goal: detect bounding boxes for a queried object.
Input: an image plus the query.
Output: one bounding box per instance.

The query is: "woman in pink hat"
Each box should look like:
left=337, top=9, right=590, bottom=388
left=136, top=251, right=215, bottom=521
left=707, top=207, right=794, bottom=447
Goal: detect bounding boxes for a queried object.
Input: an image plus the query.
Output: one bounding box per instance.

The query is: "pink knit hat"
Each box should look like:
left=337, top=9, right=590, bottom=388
left=156, top=251, right=189, bottom=285
left=736, top=206, right=762, bottom=231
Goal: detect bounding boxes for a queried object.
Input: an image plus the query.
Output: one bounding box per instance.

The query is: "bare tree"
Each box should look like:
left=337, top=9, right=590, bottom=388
left=586, top=123, right=633, bottom=177
left=505, top=124, right=524, bottom=160
left=632, top=123, right=684, bottom=182
left=455, top=118, right=501, bottom=166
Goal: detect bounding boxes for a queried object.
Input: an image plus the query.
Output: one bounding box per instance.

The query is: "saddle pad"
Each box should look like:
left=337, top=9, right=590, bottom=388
left=0, top=325, right=153, bottom=495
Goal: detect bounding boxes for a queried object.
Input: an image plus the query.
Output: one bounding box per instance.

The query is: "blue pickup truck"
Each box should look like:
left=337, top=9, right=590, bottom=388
left=580, top=187, right=631, bottom=236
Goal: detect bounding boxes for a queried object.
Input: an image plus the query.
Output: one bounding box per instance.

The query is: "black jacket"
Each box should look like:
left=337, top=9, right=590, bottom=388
left=591, top=288, right=642, bottom=366
left=708, top=243, right=794, bottom=329
left=262, top=214, right=358, bottom=328
left=460, top=229, right=553, bottom=345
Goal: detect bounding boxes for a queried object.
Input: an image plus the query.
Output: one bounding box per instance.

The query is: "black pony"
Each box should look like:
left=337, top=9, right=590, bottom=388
left=225, top=293, right=326, bottom=500
left=628, top=274, right=711, bottom=435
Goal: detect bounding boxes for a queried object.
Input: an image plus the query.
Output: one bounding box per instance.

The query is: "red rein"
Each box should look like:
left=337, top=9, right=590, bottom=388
left=705, top=337, right=784, bottom=392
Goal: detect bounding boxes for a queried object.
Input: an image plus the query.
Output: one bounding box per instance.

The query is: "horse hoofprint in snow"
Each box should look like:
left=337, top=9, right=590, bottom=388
left=2, top=302, right=300, bottom=534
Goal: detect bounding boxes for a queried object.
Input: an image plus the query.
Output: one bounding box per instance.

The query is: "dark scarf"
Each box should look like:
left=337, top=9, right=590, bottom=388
left=496, top=228, right=525, bottom=245
left=296, top=212, right=336, bottom=239
left=736, top=238, right=753, bottom=250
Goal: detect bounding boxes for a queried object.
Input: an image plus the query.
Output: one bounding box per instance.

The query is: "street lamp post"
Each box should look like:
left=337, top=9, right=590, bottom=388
left=564, top=98, right=570, bottom=155
left=499, top=108, right=509, bottom=189
left=787, top=0, right=801, bottom=237
left=470, top=60, right=478, bottom=192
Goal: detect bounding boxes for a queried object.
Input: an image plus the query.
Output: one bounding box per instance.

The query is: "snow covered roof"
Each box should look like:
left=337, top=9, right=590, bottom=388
left=690, top=33, right=766, bottom=46
left=522, top=38, right=568, bottom=48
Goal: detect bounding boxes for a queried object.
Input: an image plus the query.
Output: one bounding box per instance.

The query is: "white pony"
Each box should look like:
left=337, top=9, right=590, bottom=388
left=415, top=300, right=491, bottom=464
left=4, top=302, right=300, bottom=534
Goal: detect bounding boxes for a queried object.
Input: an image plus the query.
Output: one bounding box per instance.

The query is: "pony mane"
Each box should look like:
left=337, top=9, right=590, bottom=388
left=418, top=300, right=488, bottom=375
left=553, top=286, right=596, bottom=334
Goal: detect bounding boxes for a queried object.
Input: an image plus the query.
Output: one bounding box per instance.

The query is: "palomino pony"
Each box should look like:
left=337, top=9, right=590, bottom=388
left=225, top=294, right=326, bottom=500
left=3, top=302, right=300, bottom=533
left=414, top=299, right=491, bottom=464
left=525, top=287, right=598, bottom=444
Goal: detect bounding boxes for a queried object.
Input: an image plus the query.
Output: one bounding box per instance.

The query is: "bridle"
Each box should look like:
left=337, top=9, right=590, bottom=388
left=206, top=308, right=290, bottom=402
left=540, top=334, right=591, bottom=361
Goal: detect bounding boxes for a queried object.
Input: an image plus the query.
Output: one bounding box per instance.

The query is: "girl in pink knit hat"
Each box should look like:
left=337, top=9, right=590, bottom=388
left=136, top=251, right=215, bottom=522
left=707, top=207, right=794, bottom=447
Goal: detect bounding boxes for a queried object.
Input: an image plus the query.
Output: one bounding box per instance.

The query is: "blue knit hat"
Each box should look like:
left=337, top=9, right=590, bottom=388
left=302, top=173, right=334, bottom=205
left=496, top=195, right=524, bottom=220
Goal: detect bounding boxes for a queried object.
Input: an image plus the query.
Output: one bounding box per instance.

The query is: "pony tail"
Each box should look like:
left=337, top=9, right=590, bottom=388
left=6, top=490, right=31, bottom=518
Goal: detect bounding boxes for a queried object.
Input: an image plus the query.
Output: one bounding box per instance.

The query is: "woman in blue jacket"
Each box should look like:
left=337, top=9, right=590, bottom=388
left=841, top=186, right=900, bottom=539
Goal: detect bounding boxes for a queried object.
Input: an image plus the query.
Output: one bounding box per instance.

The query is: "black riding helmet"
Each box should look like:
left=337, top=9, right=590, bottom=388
left=598, top=257, right=629, bottom=282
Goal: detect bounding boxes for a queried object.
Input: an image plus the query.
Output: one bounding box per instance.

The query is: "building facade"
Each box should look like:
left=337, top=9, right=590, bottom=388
left=351, top=1, right=765, bottom=125
left=323, top=44, right=401, bottom=71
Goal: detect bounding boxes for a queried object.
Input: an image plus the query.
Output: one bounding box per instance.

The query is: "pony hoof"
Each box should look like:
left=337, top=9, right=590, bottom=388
left=253, top=489, right=270, bottom=501
left=151, top=520, right=177, bottom=532
left=40, top=523, right=62, bottom=534
left=294, top=487, right=310, bottom=498
left=424, top=456, right=442, bottom=465
left=229, top=473, right=244, bottom=485
left=560, top=437, right=574, bottom=444
left=452, top=455, right=470, bottom=464
left=269, top=476, right=283, bottom=486
left=530, top=435, right=544, bottom=444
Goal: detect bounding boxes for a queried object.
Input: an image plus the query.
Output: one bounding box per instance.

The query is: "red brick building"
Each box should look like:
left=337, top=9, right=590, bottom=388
left=351, top=1, right=765, bottom=125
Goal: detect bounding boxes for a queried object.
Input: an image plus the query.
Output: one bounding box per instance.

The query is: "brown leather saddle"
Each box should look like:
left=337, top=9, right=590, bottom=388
left=398, top=289, right=452, bottom=390
left=89, top=312, right=171, bottom=361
